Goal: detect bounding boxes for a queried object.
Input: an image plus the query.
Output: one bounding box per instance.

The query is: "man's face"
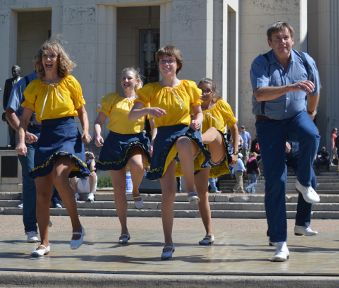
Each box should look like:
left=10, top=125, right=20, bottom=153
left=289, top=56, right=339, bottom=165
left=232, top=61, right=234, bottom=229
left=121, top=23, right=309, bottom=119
left=268, top=27, right=294, bottom=59
left=12, top=66, right=21, bottom=78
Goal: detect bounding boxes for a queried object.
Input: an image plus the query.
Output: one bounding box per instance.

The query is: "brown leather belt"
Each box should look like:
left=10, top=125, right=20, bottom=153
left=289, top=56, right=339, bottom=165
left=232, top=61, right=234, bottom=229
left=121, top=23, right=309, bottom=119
left=256, top=115, right=276, bottom=121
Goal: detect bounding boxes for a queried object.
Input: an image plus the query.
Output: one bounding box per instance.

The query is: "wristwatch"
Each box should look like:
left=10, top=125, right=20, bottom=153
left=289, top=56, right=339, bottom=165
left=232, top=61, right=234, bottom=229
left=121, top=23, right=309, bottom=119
left=307, top=110, right=317, bottom=117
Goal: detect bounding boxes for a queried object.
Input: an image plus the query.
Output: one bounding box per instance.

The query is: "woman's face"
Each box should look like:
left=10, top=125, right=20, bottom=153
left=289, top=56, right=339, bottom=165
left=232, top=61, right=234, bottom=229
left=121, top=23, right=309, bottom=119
left=120, top=70, right=139, bottom=92
left=198, top=82, right=215, bottom=103
left=42, top=48, right=58, bottom=75
left=158, top=55, right=177, bottom=78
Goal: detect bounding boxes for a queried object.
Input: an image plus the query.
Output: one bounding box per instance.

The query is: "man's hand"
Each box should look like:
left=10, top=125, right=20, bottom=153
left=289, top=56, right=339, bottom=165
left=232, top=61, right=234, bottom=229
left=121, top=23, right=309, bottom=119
left=293, top=80, right=315, bottom=94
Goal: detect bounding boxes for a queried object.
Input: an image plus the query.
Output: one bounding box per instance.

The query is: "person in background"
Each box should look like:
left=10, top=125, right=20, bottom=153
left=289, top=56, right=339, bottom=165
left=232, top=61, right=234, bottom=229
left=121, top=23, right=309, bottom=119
left=94, top=67, right=150, bottom=245
left=129, top=45, right=210, bottom=260
left=5, top=71, right=39, bottom=242
left=3, top=65, right=22, bottom=148
left=330, top=128, right=338, bottom=166
left=208, top=177, right=221, bottom=193
left=245, top=152, right=260, bottom=193
left=16, top=39, right=91, bottom=257
left=231, top=153, right=246, bottom=193
left=70, top=151, right=97, bottom=203
left=314, top=146, right=330, bottom=174
left=239, top=125, right=251, bottom=164
left=250, top=21, right=320, bottom=261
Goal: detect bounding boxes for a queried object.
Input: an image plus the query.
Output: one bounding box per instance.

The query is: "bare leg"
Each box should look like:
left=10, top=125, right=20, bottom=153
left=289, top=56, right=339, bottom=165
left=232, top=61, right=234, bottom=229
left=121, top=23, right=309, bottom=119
left=176, top=136, right=197, bottom=192
left=202, top=127, right=226, bottom=164
left=52, top=158, right=82, bottom=239
left=195, top=169, right=213, bottom=236
left=159, top=161, right=177, bottom=245
left=88, top=172, right=97, bottom=193
left=35, top=174, right=53, bottom=247
left=128, top=152, right=145, bottom=197
left=111, top=169, right=129, bottom=235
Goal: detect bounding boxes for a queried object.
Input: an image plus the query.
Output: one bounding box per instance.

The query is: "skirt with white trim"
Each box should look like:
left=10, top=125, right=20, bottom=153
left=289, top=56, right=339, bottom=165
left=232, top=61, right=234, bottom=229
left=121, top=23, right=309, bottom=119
left=30, top=117, right=90, bottom=178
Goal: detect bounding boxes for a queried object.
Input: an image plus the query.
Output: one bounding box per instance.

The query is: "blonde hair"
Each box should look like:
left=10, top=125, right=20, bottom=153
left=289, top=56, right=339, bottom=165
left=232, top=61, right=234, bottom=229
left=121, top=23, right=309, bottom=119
left=121, top=67, right=143, bottom=90
left=35, top=39, right=76, bottom=79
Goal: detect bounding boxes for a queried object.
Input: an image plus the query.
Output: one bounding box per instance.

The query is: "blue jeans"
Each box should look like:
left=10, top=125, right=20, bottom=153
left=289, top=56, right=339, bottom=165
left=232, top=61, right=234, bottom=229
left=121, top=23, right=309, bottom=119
left=246, top=173, right=258, bottom=193
left=256, top=111, right=320, bottom=242
left=208, top=178, right=218, bottom=191
left=289, top=154, right=317, bottom=227
left=18, top=128, right=39, bottom=233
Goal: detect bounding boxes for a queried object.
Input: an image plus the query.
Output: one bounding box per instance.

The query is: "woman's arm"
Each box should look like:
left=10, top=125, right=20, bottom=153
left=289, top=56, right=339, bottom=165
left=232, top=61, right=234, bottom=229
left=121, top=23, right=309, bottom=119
left=129, top=102, right=166, bottom=121
left=190, top=105, right=203, bottom=130
left=229, top=123, right=240, bottom=164
left=77, top=105, right=92, bottom=144
left=94, top=112, right=107, bottom=147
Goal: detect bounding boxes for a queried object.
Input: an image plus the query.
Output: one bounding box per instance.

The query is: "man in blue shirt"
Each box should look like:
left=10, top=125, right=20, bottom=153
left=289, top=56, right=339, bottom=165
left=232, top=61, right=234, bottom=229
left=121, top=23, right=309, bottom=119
left=250, top=22, right=320, bottom=262
left=5, top=71, right=39, bottom=242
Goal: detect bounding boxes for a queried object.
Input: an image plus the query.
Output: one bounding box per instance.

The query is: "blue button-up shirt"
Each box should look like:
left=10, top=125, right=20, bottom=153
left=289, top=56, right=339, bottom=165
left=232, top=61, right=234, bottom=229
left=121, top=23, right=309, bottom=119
left=6, top=72, right=38, bottom=124
left=250, top=49, right=320, bottom=120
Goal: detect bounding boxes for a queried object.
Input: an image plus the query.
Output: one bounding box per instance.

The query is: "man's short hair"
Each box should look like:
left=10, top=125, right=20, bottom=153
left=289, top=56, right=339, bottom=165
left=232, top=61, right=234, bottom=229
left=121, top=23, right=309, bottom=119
left=267, top=21, right=295, bottom=40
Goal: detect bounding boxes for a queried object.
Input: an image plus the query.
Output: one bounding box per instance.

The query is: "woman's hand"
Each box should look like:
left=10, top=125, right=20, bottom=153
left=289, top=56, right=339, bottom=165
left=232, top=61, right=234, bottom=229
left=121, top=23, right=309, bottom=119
left=95, top=135, right=104, bottom=147
left=230, top=154, right=238, bottom=165
left=148, top=107, right=166, bottom=118
left=190, top=119, right=201, bottom=131
left=82, top=132, right=92, bottom=144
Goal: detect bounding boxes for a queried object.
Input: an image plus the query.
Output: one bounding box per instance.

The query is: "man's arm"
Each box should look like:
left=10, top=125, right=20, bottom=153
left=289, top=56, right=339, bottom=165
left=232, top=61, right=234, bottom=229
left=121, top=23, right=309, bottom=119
left=3, top=79, right=11, bottom=110
left=307, top=93, right=319, bottom=118
left=5, top=108, right=20, bottom=131
left=254, top=80, right=316, bottom=102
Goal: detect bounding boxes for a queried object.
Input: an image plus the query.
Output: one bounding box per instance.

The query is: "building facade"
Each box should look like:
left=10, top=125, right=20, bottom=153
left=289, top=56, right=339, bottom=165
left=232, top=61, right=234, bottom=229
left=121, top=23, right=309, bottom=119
left=0, top=0, right=338, bottom=149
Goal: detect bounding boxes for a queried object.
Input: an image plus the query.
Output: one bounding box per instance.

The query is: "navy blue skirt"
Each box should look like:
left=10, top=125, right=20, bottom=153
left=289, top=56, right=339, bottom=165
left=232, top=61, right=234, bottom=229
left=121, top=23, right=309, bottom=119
left=96, top=131, right=151, bottom=170
left=30, top=117, right=90, bottom=178
left=147, top=124, right=210, bottom=180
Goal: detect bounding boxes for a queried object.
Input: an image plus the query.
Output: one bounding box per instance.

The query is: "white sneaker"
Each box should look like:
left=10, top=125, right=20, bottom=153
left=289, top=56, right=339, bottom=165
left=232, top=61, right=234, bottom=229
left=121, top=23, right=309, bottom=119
left=133, top=196, right=144, bottom=209
left=18, top=203, right=23, bottom=209
left=55, top=202, right=62, bottom=208
left=294, top=225, right=318, bottom=236
left=74, top=192, right=80, bottom=202
left=26, top=231, right=39, bottom=243
left=187, top=192, right=200, bottom=205
left=86, top=192, right=95, bottom=203
left=295, top=180, right=320, bottom=204
left=271, top=241, right=289, bottom=262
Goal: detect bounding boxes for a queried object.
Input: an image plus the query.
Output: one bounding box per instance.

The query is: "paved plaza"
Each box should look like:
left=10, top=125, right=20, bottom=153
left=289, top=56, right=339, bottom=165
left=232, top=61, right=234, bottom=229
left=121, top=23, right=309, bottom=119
left=1, top=215, right=339, bottom=287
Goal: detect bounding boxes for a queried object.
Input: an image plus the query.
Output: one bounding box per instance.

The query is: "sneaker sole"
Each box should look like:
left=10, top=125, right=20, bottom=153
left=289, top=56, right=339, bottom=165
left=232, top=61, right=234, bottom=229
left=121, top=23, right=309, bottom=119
left=271, top=256, right=289, bottom=262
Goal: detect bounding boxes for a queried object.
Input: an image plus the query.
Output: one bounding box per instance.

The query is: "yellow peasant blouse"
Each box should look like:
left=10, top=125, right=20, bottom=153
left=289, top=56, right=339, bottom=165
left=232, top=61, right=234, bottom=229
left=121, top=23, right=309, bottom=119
left=202, top=99, right=237, bottom=133
left=136, top=80, right=202, bottom=128
left=22, top=75, right=85, bottom=122
left=98, top=92, right=144, bottom=134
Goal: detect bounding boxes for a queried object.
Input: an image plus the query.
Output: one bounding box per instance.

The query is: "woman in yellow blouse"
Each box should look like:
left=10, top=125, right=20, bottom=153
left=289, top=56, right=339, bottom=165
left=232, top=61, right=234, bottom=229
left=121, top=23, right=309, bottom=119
left=196, top=78, right=239, bottom=246
left=129, top=45, right=210, bottom=260
left=94, top=67, right=150, bottom=245
left=16, top=40, right=91, bottom=257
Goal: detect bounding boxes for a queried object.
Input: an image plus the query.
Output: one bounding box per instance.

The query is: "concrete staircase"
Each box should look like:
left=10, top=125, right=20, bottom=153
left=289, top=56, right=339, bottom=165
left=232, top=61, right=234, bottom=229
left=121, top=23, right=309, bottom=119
left=1, top=169, right=339, bottom=219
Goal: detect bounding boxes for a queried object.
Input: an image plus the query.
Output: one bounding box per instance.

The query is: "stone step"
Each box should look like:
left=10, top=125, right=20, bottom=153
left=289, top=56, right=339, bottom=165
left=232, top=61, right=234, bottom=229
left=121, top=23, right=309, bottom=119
left=2, top=192, right=339, bottom=202
left=2, top=191, right=339, bottom=202
left=2, top=206, right=339, bottom=219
